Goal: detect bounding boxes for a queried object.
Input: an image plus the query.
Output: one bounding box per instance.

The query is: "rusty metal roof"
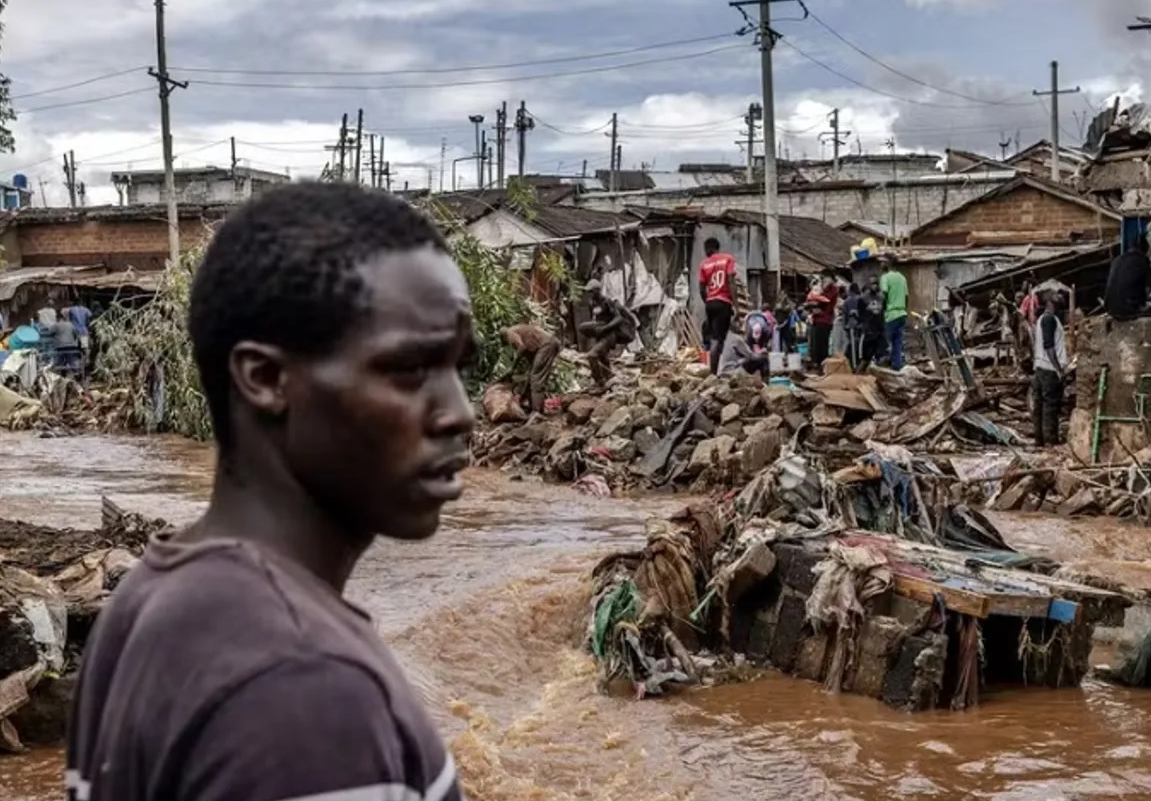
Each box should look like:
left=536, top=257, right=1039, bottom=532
left=719, top=210, right=856, bottom=269
left=0, top=265, right=161, bottom=301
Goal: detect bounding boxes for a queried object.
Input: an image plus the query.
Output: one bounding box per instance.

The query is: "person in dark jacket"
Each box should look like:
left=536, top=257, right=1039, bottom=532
left=841, top=283, right=864, bottom=370
left=1104, top=236, right=1150, bottom=321
left=859, top=277, right=886, bottom=370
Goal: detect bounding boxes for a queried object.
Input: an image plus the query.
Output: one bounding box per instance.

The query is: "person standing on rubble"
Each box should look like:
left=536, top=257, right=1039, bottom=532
left=65, top=183, right=471, bottom=801
left=1104, top=234, right=1150, bottom=321
left=697, top=237, right=737, bottom=375
left=859, top=278, right=887, bottom=370
left=504, top=323, right=560, bottom=412
left=578, top=279, right=635, bottom=387
left=805, top=276, right=838, bottom=369
left=841, top=282, right=864, bottom=370
left=878, top=255, right=909, bottom=370
left=1032, top=290, right=1069, bottom=447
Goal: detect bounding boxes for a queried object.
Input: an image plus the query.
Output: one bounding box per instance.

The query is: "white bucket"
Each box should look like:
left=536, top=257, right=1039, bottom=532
left=769, top=352, right=785, bottom=373
left=786, top=353, right=803, bottom=372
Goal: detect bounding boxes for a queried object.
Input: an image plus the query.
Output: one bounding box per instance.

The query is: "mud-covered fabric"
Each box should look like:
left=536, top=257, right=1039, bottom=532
left=66, top=533, right=465, bottom=801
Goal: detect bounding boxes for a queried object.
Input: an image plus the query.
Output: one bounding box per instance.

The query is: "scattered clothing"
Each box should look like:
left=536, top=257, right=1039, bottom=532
left=1104, top=249, right=1150, bottom=322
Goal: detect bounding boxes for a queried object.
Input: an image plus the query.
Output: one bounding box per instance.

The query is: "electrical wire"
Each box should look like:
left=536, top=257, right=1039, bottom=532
left=9, top=67, right=150, bottom=101
left=528, top=114, right=613, bottom=136
left=806, top=10, right=1033, bottom=107
left=16, top=87, right=153, bottom=114
left=183, top=43, right=750, bottom=91
left=620, top=114, right=745, bottom=130
left=4, top=138, right=164, bottom=174
left=782, top=39, right=1043, bottom=111
left=170, top=32, right=741, bottom=76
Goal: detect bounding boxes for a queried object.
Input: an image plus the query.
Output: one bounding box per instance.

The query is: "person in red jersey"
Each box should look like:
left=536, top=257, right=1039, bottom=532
left=698, top=237, right=737, bottom=375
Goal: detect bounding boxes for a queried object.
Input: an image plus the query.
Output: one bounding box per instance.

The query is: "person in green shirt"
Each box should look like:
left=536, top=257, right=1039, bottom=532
left=877, top=255, right=909, bottom=370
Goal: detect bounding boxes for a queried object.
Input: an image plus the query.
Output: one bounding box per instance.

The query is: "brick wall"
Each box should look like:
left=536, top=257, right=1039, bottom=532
left=580, top=180, right=1001, bottom=229
left=13, top=217, right=217, bottom=270
left=913, top=187, right=1120, bottom=246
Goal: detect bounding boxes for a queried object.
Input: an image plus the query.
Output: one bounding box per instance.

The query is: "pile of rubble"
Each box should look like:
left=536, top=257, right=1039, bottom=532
left=472, top=354, right=1035, bottom=495
left=586, top=441, right=1137, bottom=710
left=0, top=499, right=167, bottom=752
left=0, top=377, right=141, bottom=437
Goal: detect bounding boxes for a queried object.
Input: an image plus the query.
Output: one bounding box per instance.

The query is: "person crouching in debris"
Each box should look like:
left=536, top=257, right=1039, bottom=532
left=1032, top=291, right=1069, bottom=447
left=504, top=324, right=560, bottom=413
left=578, top=279, right=636, bottom=387
left=698, top=237, right=737, bottom=375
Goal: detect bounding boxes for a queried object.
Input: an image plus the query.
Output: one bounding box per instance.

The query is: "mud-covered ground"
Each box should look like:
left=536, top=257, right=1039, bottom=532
left=3, top=432, right=1151, bottom=801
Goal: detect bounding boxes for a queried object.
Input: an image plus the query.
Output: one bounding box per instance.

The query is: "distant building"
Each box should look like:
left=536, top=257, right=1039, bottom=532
left=0, top=174, right=34, bottom=210
left=109, top=166, right=291, bottom=205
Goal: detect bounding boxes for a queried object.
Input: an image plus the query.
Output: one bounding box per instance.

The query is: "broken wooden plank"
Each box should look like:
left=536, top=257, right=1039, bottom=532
left=938, top=577, right=1052, bottom=619
left=893, top=574, right=990, bottom=618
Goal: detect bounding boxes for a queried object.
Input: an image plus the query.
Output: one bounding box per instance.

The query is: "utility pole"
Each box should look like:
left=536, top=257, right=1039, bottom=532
left=1032, top=60, right=1080, bottom=182
left=742, top=102, right=762, bottom=183
left=495, top=102, right=508, bottom=188
left=469, top=115, right=485, bottom=189
left=62, top=151, right=77, bottom=208
left=998, top=131, right=1012, bottom=161
left=608, top=113, right=619, bottom=192
left=149, top=0, right=188, bottom=268
left=338, top=114, right=348, bottom=180
left=820, top=108, right=850, bottom=175
left=439, top=138, right=447, bottom=193
left=383, top=162, right=392, bottom=192
left=615, top=145, right=622, bottom=178
left=78, top=182, right=86, bottom=207
left=352, top=109, right=364, bottom=184
left=480, top=130, right=488, bottom=188
left=730, top=0, right=794, bottom=289
left=486, top=140, right=494, bottom=188
left=368, top=134, right=377, bottom=188
left=514, top=102, right=533, bottom=179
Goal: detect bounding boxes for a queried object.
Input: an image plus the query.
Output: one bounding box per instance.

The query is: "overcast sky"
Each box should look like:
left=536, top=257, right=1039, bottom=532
left=0, top=0, right=1146, bottom=205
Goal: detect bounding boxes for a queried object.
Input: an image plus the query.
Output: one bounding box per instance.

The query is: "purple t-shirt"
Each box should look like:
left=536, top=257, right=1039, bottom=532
left=65, top=532, right=465, bottom=801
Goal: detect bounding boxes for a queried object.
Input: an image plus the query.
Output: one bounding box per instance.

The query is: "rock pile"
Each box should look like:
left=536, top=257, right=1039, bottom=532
left=472, top=358, right=1034, bottom=495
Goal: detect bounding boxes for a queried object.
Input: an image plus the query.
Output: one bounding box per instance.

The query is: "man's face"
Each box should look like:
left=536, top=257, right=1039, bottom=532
left=279, top=246, right=476, bottom=541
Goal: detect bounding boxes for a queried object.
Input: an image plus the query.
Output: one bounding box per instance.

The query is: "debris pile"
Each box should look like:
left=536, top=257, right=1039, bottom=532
left=473, top=355, right=1036, bottom=495
left=0, top=499, right=166, bottom=751
left=586, top=442, right=1131, bottom=710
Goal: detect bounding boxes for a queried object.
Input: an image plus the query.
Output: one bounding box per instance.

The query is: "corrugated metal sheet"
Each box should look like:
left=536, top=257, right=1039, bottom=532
left=0, top=265, right=160, bottom=300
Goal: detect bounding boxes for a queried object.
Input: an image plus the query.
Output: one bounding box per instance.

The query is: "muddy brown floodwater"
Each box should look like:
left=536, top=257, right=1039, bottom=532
left=3, top=432, right=1151, bottom=800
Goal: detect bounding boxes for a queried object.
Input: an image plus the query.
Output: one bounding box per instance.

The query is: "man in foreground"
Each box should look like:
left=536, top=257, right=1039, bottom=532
left=1033, top=291, right=1068, bottom=447
left=698, top=237, right=737, bottom=375
left=878, top=256, right=909, bottom=370
left=66, top=183, right=472, bottom=801
left=504, top=323, right=560, bottom=412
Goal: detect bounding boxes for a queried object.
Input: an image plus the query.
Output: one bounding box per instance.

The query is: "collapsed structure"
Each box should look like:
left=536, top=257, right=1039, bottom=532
left=0, top=500, right=165, bottom=751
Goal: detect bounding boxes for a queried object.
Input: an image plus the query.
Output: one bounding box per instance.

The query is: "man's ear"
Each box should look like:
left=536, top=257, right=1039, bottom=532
left=228, top=341, right=289, bottom=416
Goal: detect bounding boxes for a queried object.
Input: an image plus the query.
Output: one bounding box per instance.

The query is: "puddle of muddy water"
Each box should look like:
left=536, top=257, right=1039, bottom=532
left=4, top=432, right=1151, bottom=801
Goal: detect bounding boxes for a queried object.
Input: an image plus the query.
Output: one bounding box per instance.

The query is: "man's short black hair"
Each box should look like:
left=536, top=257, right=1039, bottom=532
left=704, top=237, right=720, bottom=251
left=188, top=181, right=449, bottom=446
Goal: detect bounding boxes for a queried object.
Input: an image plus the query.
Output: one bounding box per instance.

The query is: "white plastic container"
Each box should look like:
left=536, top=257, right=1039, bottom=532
left=769, top=352, right=785, bottom=373
left=786, top=353, right=803, bottom=372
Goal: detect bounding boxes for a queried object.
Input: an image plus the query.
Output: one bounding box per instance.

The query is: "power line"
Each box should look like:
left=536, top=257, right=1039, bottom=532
left=528, top=114, right=613, bottom=136
left=620, top=114, right=745, bottom=130
left=781, top=38, right=1043, bottom=111
left=170, top=33, right=740, bottom=76
left=9, top=67, right=150, bottom=101
left=183, top=43, right=750, bottom=91
left=805, top=10, right=1032, bottom=107
left=15, top=86, right=153, bottom=114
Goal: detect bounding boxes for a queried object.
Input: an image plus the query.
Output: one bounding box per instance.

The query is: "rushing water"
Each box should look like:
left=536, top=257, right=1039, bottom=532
left=3, top=432, right=1151, bottom=801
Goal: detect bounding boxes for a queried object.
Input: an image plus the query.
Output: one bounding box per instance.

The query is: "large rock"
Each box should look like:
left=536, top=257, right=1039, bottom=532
left=597, top=407, right=634, bottom=438
left=482, top=384, right=527, bottom=424
left=761, top=385, right=802, bottom=415
left=633, top=410, right=667, bottom=435
left=566, top=396, right=598, bottom=425
left=720, top=403, right=742, bottom=425
left=634, top=427, right=661, bottom=456
left=740, top=428, right=782, bottom=475
left=590, top=436, right=638, bottom=463
left=590, top=399, right=622, bottom=427
left=687, top=435, right=736, bottom=475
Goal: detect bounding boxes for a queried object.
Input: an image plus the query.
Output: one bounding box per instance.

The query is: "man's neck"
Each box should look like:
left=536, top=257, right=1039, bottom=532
left=196, top=455, right=371, bottom=593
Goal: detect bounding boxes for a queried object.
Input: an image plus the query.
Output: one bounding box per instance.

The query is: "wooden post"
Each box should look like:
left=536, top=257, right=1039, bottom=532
left=1068, top=283, right=1077, bottom=355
